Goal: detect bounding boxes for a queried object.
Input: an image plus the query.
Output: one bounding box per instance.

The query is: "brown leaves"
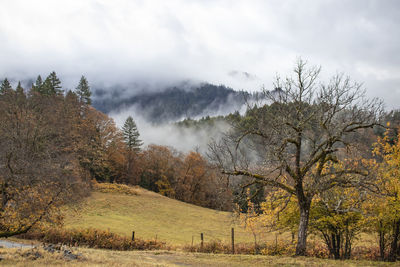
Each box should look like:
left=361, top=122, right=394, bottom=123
left=0, top=89, right=90, bottom=237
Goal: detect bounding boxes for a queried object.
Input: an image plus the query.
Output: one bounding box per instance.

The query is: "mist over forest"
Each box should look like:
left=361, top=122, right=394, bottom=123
left=92, top=82, right=249, bottom=152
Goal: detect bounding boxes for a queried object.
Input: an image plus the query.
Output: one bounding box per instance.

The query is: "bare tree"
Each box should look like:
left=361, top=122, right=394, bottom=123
left=209, top=59, right=383, bottom=255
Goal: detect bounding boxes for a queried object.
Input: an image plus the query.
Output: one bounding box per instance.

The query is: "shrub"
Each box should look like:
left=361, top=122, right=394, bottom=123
left=260, top=241, right=296, bottom=256
left=183, top=241, right=278, bottom=255
left=183, top=241, right=255, bottom=254
left=351, top=246, right=380, bottom=261
left=92, top=181, right=140, bottom=196
left=20, top=227, right=166, bottom=251
left=305, top=241, right=329, bottom=258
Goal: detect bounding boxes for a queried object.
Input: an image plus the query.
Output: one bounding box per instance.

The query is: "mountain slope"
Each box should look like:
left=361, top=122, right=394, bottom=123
left=93, top=83, right=248, bottom=123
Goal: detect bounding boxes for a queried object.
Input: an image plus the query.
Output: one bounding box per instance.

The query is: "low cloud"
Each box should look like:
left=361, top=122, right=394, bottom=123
left=110, top=105, right=231, bottom=153
left=0, top=0, right=399, bottom=107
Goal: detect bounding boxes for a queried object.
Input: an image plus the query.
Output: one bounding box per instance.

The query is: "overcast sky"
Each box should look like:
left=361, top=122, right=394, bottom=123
left=0, top=0, right=399, bottom=108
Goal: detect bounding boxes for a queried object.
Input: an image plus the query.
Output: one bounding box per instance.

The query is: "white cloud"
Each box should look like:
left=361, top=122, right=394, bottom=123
left=0, top=0, right=399, bottom=107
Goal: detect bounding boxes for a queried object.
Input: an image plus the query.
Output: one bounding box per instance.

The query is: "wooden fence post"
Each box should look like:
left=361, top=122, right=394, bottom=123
left=231, top=227, right=235, bottom=254
left=132, top=231, right=135, bottom=241
left=200, top=233, right=204, bottom=250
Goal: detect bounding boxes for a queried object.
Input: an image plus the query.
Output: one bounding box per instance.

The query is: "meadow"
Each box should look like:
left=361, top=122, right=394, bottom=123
left=63, top=184, right=272, bottom=246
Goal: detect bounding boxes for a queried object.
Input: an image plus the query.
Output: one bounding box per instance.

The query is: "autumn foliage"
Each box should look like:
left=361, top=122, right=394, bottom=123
left=134, top=145, right=232, bottom=210
left=0, top=80, right=91, bottom=238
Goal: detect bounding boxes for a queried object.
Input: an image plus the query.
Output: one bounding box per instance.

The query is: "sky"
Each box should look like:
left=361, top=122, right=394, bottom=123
left=0, top=0, right=399, bottom=108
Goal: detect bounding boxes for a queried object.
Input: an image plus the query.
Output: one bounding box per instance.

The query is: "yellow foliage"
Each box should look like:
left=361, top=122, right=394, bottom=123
left=237, top=189, right=266, bottom=245
left=237, top=189, right=298, bottom=247
left=364, top=128, right=400, bottom=233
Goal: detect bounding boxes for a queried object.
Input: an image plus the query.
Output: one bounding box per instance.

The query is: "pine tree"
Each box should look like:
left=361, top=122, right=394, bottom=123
left=0, top=78, right=12, bottom=94
left=122, top=116, right=143, bottom=152
left=16, top=81, right=24, bottom=95
left=15, top=81, right=26, bottom=104
left=43, top=71, right=63, bottom=96
left=75, top=75, right=92, bottom=105
left=31, top=75, right=44, bottom=94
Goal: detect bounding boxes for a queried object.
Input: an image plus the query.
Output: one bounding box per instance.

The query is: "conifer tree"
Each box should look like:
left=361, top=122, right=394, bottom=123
left=16, top=81, right=24, bottom=95
left=35, top=75, right=43, bottom=87
left=31, top=75, right=44, bottom=94
left=43, top=71, right=63, bottom=96
left=122, top=116, right=143, bottom=152
left=15, top=81, right=26, bottom=104
left=75, top=75, right=92, bottom=105
left=0, top=78, right=12, bottom=94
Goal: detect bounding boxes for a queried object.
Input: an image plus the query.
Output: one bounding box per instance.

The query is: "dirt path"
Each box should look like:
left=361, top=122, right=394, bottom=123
left=0, top=240, right=34, bottom=249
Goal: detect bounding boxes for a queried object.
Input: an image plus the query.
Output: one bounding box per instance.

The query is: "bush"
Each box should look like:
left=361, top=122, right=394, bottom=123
left=260, top=240, right=296, bottom=256
left=351, top=246, right=380, bottom=261
left=183, top=240, right=288, bottom=255
left=183, top=240, right=256, bottom=254
left=20, top=227, right=166, bottom=251
left=92, top=181, right=140, bottom=196
left=182, top=239, right=378, bottom=260
left=305, top=241, right=329, bottom=258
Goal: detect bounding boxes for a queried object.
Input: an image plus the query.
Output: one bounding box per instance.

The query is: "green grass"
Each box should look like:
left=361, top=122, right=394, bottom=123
left=63, top=186, right=270, bottom=245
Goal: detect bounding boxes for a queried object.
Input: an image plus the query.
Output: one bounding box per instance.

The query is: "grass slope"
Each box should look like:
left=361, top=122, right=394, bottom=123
left=64, top=186, right=265, bottom=245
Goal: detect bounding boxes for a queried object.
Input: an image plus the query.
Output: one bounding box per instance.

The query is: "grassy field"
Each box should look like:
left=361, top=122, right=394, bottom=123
left=0, top=246, right=395, bottom=267
left=63, top=185, right=274, bottom=246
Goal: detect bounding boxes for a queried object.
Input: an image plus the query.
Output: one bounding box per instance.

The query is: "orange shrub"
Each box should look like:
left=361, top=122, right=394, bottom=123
left=20, top=227, right=166, bottom=251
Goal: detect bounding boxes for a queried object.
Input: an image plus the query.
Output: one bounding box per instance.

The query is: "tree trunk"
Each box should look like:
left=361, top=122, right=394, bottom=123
left=332, top=233, right=340, bottom=260
left=388, top=219, right=400, bottom=262
left=1, top=182, right=10, bottom=211
left=322, top=232, right=334, bottom=257
left=379, top=220, right=385, bottom=261
left=344, top=230, right=351, bottom=260
left=296, top=199, right=311, bottom=256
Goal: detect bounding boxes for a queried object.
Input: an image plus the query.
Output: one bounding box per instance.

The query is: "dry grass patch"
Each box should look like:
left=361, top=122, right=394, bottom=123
left=0, top=246, right=396, bottom=267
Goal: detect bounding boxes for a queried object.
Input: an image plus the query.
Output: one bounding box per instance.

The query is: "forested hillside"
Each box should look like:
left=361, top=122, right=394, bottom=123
left=93, top=83, right=248, bottom=123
